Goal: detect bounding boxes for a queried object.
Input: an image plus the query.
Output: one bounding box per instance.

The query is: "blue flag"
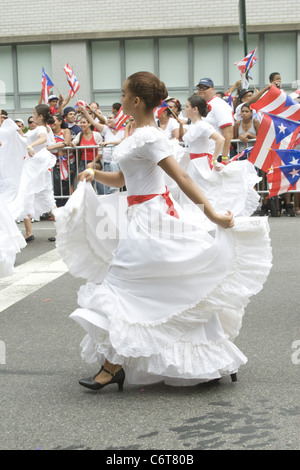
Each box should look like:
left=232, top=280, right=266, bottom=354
left=279, top=163, right=300, bottom=186
left=266, top=113, right=300, bottom=145
left=271, top=149, right=300, bottom=166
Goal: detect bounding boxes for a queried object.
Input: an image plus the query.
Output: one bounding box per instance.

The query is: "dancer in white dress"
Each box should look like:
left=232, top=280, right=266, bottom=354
left=179, top=95, right=262, bottom=226
left=8, top=105, right=56, bottom=241
left=0, top=194, right=26, bottom=278
left=54, top=72, right=272, bottom=391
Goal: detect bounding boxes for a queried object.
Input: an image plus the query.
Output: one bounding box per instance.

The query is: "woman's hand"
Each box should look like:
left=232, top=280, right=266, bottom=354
left=27, top=146, right=34, bottom=158
left=78, top=169, right=94, bottom=183
left=214, top=210, right=234, bottom=229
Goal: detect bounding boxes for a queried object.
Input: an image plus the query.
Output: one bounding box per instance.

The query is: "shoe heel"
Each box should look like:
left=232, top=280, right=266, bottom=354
left=230, top=373, right=237, bottom=382
left=118, top=380, right=124, bottom=392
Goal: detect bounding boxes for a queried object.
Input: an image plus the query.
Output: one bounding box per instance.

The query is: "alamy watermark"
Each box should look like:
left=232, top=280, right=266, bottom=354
left=291, top=340, right=300, bottom=365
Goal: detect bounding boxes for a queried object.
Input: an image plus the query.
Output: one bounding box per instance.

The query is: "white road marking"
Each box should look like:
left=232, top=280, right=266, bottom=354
left=0, top=249, right=68, bottom=312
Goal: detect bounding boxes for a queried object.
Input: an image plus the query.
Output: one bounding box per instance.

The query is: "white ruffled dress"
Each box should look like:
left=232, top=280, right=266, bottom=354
left=0, top=194, right=26, bottom=278
left=54, top=126, right=272, bottom=385
left=179, top=121, right=260, bottom=230
left=7, top=126, right=56, bottom=221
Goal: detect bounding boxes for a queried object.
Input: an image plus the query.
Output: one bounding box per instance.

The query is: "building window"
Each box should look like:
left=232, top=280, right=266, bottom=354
left=0, top=43, right=51, bottom=111
left=194, top=36, right=224, bottom=90
left=0, top=45, right=14, bottom=110
left=125, top=39, right=155, bottom=76
left=264, top=32, right=297, bottom=92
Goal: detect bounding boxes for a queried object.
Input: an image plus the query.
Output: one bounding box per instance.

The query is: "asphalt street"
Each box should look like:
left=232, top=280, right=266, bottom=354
left=0, top=216, right=299, bottom=451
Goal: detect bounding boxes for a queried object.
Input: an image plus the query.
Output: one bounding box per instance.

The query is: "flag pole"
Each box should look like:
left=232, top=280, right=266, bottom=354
left=239, top=0, right=248, bottom=57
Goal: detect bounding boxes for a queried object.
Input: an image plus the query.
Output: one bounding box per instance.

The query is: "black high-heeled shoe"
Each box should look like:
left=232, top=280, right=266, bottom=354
left=79, top=366, right=125, bottom=392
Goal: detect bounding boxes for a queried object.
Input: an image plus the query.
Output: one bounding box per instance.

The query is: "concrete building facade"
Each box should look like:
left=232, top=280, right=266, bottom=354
left=0, top=0, right=299, bottom=120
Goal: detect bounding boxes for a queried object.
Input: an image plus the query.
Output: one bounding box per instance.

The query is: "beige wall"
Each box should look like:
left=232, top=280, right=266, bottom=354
left=0, top=0, right=299, bottom=43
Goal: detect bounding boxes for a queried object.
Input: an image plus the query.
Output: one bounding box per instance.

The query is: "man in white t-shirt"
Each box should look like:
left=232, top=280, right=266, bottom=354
left=196, top=78, right=234, bottom=162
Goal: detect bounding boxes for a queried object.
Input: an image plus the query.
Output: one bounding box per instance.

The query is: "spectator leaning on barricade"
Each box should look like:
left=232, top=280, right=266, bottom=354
left=78, top=105, right=125, bottom=194
left=63, top=107, right=82, bottom=138
left=233, top=103, right=259, bottom=153
left=71, top=115, right=103, bottom=172
left=196, top=78, right=234, bottom=165
left=47, top=113, right=72, bottom=209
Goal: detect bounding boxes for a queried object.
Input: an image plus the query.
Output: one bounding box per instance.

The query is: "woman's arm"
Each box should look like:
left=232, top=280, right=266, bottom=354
left=158, top=156, right=234, bottom=228
left=63, top=128, right=72, bottom=147
left=78, top=105, right=105, bottom=133
left=79, top=168, right=125, bottom=188
left=210, top=131, right=225, bottom=162
left=27, top=132, right=47, bottom=157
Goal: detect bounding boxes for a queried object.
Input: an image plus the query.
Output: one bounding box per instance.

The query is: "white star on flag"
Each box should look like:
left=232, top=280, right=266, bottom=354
left=289, top=168, right=300, bottom=178
left=278, top=123, right=287, bottom=134
left=290, top=157, right=299, bottom=165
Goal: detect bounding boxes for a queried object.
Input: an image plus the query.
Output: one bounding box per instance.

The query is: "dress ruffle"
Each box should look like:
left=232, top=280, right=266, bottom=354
left=8, top=149, right=56, bottom=221
left=0, top=195, right=26, bottom=278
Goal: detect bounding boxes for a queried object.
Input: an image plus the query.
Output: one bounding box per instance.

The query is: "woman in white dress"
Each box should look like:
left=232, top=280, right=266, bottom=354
left=8, top=105, right=56, bottom=241
left=0, top=194, right=26, bottom=278
left=54, top=72, right=272, bottom=392
left=179, top=96, right=261, bottom=226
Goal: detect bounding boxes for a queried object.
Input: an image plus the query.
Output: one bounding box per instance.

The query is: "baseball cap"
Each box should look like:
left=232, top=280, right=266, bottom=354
left=15, top=118, right=24, bottom=125
left=239, top=88, right=254, bottom=99
left=196, top=78, right=214, bottom=88
left=63, top=106, right=76, bottom=116
left=48, top=95, right=59, bottom=102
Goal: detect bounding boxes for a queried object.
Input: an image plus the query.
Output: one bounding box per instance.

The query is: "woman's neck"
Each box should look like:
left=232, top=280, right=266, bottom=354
left=191, top=115, right=202, bottom=123
left=134, top=112, right=157, bottom=129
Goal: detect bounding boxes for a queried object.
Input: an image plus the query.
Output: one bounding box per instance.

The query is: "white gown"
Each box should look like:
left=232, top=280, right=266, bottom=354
left=54, top=126, right=272, bottom=385
left=179, top=121, right=260, bottom=230
left=0, top=194, right=26, bottom=278
left=7, top=126, right=56, bottom=221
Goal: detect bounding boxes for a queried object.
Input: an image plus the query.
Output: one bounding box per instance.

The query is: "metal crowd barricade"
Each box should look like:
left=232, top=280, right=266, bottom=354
left=52, top=139, right=299, bottom=206
left=51, top=143, right=118, bottom=203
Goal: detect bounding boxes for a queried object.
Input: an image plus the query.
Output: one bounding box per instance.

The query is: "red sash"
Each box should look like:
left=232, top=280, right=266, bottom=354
left=190, top=153, right=213, bottom=169
left=127, top=187, right=179, bottom=219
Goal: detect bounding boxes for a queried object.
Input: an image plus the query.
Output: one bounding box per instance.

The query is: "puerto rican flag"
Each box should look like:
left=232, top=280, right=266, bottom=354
left=234, top=48, right=258, bottom=79
left=154, top=100, right=169, bottom=118
left=267, top=163, right=300, bottom=197
left=75, top=100, right=88, bottom=108
left=231, top=146, right=254, bottom=161
left=41, top=67, right=54, bottom=104
left=114, top=106, right=130, bottom=131
left=60, top=156, right=69, bottom=180
left=250, top=86, right=300, bottom=121
left=63, top=64, right=80, bottom=98
left=247, top=113, right=300, bottom=172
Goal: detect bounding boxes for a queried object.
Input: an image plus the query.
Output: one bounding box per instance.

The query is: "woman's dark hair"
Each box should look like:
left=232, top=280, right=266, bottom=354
left=35, top=104, right=54, bottom=125
left=166, top=98, right=182, bottom=113
left=241, top=103, right=252, bottom=112
left=112, top=102, right=121, bottom=112
left=80, top=116, right=94, bottom=131
left=53, top=113, right=66, bottom=128
left=127, top=71, right=168, bottom=110
left=187, top=95, right=210, bottom=117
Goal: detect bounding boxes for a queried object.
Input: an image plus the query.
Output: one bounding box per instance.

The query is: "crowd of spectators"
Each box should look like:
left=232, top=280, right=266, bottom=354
left=1, top=71, right=299, bottom=217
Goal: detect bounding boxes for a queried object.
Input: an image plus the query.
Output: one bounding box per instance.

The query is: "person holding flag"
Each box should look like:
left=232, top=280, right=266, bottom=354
left=234, top=48, right=258, bottom=89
